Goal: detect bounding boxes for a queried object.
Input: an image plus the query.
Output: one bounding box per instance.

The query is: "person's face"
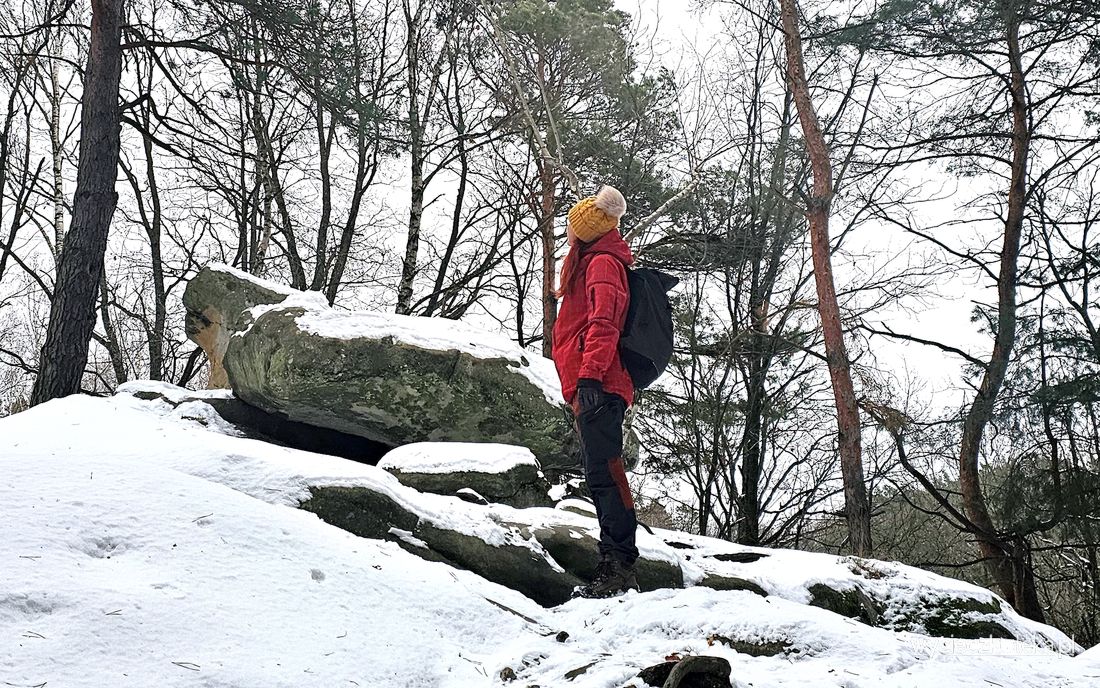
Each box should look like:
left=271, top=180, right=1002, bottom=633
left=567, top=221, right=577, bottom=247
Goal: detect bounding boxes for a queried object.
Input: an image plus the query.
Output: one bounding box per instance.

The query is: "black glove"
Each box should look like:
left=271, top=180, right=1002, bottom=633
left=575, top=378, right=603, bottom=415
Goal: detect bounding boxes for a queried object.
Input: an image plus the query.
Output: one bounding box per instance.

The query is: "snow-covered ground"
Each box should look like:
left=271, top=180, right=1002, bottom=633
left=3, top=389, right=1099, bottom=687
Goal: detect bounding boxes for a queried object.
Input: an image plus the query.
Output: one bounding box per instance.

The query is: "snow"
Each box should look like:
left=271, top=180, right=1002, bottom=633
left=498, top=588, right=1098, bottom=688
left=116, top=379, right=234, bottom=404
left=387, top=527, right=430, bottom=550
left=1079, top=643, right=1100, bottom=664
left=2, top=389, right=1098, bottom=687
left=379, top=442, right=538, bottom=474
left=1, top=452, right=537, bottom=687
left=555, top=498, right=597, bottom=517
left=0, top=394, right=548, bottom=557
left=455, top=488, right=489, bottom=504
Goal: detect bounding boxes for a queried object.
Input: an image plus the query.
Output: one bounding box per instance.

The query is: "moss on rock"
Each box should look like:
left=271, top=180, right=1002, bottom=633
left=808, top=583, right=883, bottom=625
left=299, top=485, right=420, bottom=541
left=697, top=574, right=768, bottom=597
left=891, top=594, right=1013, bottom=640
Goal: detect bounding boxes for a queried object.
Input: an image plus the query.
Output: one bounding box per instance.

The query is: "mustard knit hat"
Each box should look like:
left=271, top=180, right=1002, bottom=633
left=567, top=185, right=627, bottom=243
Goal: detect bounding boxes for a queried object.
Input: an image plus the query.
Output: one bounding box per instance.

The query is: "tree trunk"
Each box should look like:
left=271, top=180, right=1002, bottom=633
left=311, top=109, right=334, bottom=292
left=50, top=57, right=65, bottom=261
left=780, top=0, right=872, bottom=556
left=737, top=362, right=764, bottom=545
left=956, top=12, right=1044, bottom=622
left=396, top=0, right=426, bottom=315
left=99, top=275, right=127, bottom=386
left=142, top=123, right=166, bottom=381
left=397, top=129, right=424, bottom=314
left=425, top=65, right=469, bottom=317
left=310, top=41, right=335, bottom=292
left=539, top=157, right=557, bottom=358
left=30, top=0, right=125, bottom=406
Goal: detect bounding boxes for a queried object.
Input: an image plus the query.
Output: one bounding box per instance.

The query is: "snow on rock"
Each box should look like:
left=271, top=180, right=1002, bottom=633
left=288, top=296, right=563, bottom=405
left=379, top=442, right=539, bottom=475
left=237, top=289, right=564, bottom=407
left=117, top=379, right=235, bottom=404
left=207, top=261, right=298, bottom=296
left=660, top=530, right=1080, bottom=653
left=496, top=588, right=1097, bottom=688
left=555, top=498, right=597, bottom=517
left=377, top=442, right=552, bottom=509
left=0, top=393, right=547, bottom=552
left=0, top=392, right=600, bottom=603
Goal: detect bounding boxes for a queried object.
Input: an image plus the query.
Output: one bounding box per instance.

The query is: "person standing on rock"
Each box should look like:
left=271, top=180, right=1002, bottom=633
left=552, top=184, right=639, bottom=598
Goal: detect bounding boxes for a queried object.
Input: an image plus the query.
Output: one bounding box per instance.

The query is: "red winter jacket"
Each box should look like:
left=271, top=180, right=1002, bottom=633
left=552, top=229, right=635, bottom=408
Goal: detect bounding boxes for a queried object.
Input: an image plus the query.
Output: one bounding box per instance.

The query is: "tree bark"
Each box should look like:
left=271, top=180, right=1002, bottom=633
left=31, top=0, right=125, bottom=405
left=310, top=13, right=336, bottom=294
left=397, top=53, right=424, bottom=317
left=425, top=126, right=468, bottom=317
left=142, top=118, right=166, bottom=381
left=780, top=0, right=872, bottom=556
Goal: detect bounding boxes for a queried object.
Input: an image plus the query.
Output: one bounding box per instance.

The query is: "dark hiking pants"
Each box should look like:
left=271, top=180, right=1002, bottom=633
left=574, top=391, right=638, bottom=567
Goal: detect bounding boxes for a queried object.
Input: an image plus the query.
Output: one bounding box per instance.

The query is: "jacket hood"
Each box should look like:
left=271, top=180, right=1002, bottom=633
left=581, top=228, right=634, bottom=267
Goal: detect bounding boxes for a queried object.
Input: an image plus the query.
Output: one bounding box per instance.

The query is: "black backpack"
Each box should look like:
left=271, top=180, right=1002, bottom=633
left=619, top=267, right=679, bottom=389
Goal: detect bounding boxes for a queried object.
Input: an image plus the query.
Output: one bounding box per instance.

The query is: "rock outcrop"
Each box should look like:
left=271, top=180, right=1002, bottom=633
left=8, top=385, right=1082, bottom=661
left=298, top=482, right=683, bottom=606
left=171, top=267, right=1077, bottom=652
left=183, top=265, right=578, bottom=476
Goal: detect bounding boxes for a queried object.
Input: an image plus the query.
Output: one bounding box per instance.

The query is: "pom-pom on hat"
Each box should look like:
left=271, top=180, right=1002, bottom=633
left=567, top=185, right=627, bottom=243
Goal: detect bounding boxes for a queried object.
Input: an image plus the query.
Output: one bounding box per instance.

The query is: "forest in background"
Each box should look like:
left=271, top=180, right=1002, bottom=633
left=1, top=0, right=1099, bottom=646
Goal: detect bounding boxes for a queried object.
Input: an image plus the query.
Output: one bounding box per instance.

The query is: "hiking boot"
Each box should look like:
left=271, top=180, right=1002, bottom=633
left=571, top=558, right=639, bottom=599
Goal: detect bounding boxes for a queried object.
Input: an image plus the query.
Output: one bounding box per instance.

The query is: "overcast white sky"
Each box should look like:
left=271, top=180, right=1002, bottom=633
left=612, top=0, right=985, bottom=414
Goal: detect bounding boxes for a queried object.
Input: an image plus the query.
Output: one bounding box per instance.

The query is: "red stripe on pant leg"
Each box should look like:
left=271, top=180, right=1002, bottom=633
left=608, top=457, right=634, bottom=510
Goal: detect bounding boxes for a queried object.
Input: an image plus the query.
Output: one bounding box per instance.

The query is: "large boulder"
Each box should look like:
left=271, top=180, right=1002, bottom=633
left=183, top=265, right=578, bottom=476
